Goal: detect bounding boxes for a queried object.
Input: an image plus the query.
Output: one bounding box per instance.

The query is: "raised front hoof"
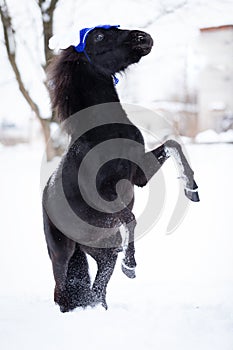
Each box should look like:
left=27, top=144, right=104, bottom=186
left=185, top=179, right=200, bottom=202
left=121, top=261, right=136, bottom=279
left=184, top=188, right=200, bottom=202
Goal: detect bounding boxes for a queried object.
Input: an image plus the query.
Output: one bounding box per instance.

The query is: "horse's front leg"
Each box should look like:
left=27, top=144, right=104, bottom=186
left=120, top=210, right=137, bottom=279
left=135, top=140, right=199, bottom=202
left=121, top=222, right=137, bottom=278
left=162, top=140, right=199, bottom=202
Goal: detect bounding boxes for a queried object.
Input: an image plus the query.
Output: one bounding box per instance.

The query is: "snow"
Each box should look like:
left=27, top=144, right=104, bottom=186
left=196, top=129, right=233, bottom=143
left=1, top=0, right=233, bottom=347
left=1, top=141, right=233, bottom=349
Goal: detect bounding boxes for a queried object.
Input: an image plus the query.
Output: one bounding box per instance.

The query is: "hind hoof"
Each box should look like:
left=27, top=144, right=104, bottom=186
left=121, top=261, right=136, bottom=279
left=102, top=300, right=108, bottom=310
left=91, top=290, right=108, bottom=310
left=59, top=304, right=71, bottom=313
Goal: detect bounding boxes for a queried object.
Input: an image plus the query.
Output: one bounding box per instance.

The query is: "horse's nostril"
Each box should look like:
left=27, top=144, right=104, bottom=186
left=137, top=34, right=145, bottom=42
left=131, top=31, right=147, bottom=43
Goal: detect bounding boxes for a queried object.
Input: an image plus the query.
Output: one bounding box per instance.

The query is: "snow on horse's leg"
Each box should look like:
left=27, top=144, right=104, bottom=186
left=164, top=140, right=200, bottom=202
left=120, top=221, right=136, bottom=279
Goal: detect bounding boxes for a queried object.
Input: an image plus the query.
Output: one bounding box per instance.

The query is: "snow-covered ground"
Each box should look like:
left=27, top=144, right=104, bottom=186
left=0, top=141, right=233, bottom=350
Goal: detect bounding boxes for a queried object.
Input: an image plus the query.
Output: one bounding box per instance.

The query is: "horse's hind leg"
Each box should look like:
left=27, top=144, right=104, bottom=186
left=43, top=208, right=76, bottom=312
left=65, top=245, right=92, bottom=309
left=85, top=247, right=118, bottom=309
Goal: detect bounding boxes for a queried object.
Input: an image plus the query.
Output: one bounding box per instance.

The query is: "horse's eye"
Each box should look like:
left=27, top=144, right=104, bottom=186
left=95, top=33, right=104, bottom=42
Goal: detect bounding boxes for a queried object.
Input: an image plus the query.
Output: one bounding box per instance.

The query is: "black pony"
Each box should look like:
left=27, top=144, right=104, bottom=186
left=43, top=25, right=199, bottom=312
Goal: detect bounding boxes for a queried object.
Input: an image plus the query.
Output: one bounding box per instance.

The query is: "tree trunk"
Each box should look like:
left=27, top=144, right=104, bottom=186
left=39, top=118, right=56, bottom=161
left=0, top=0, right=59, bottom=161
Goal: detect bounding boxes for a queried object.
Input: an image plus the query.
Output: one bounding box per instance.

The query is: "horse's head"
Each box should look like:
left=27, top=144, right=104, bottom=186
left=74, top=25, right=153, bottom=75
left=47, top=25, right=153, bottom=121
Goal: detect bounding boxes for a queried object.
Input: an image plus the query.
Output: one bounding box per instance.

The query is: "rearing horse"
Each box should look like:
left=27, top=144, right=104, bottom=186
left=43, top=25, right=199, bottom=312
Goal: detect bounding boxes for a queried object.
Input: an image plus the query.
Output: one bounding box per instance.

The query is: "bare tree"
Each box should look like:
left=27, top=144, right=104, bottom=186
left=0, top=0, right=59, bottom=160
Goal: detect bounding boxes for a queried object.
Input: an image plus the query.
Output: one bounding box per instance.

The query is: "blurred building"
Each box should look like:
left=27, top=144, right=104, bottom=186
left=0, top=117, right=40, bottom=145
left=197, top=25, right=233, bottom=132
left=149, top=25, right=233, bottom=139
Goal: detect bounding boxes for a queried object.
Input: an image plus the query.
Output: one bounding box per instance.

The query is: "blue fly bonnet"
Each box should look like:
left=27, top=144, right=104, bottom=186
left=74, top=25, right=120, bottom=84
left=74, top=25, right=120, bottom=52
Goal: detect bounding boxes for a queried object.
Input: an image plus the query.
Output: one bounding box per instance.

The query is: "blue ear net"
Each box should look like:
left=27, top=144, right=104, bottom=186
left=74, top=25, right=120, bottom=52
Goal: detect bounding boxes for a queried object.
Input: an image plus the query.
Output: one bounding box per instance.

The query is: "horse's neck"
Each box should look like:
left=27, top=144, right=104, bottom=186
left=70, top=63, right=120, bottom=113
left=63, top=62, right=132, bottom=137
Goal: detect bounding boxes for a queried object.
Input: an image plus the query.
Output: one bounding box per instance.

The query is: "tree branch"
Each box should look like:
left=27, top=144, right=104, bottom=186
left=0, top=1, right=41, bottom=120
left=140, top=0, right=188, bottom=29
left=49, top=0, right=58, bottom=13
left=38, top=0, right=59, bottom=67
left=38, top=0, right=43, bottom=7
left=0, top=0, right=56, bottom=160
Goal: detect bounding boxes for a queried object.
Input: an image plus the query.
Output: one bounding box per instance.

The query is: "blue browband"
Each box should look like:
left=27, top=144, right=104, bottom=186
left=74, top=25, right=120, bottom=85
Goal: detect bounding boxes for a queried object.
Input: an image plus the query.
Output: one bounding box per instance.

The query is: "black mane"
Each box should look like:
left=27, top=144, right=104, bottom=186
left=47, top=46, right=120, bottom=122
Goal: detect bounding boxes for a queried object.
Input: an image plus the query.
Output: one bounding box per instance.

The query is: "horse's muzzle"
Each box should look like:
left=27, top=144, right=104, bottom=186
left=130, top=30, right=153, bottom=56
